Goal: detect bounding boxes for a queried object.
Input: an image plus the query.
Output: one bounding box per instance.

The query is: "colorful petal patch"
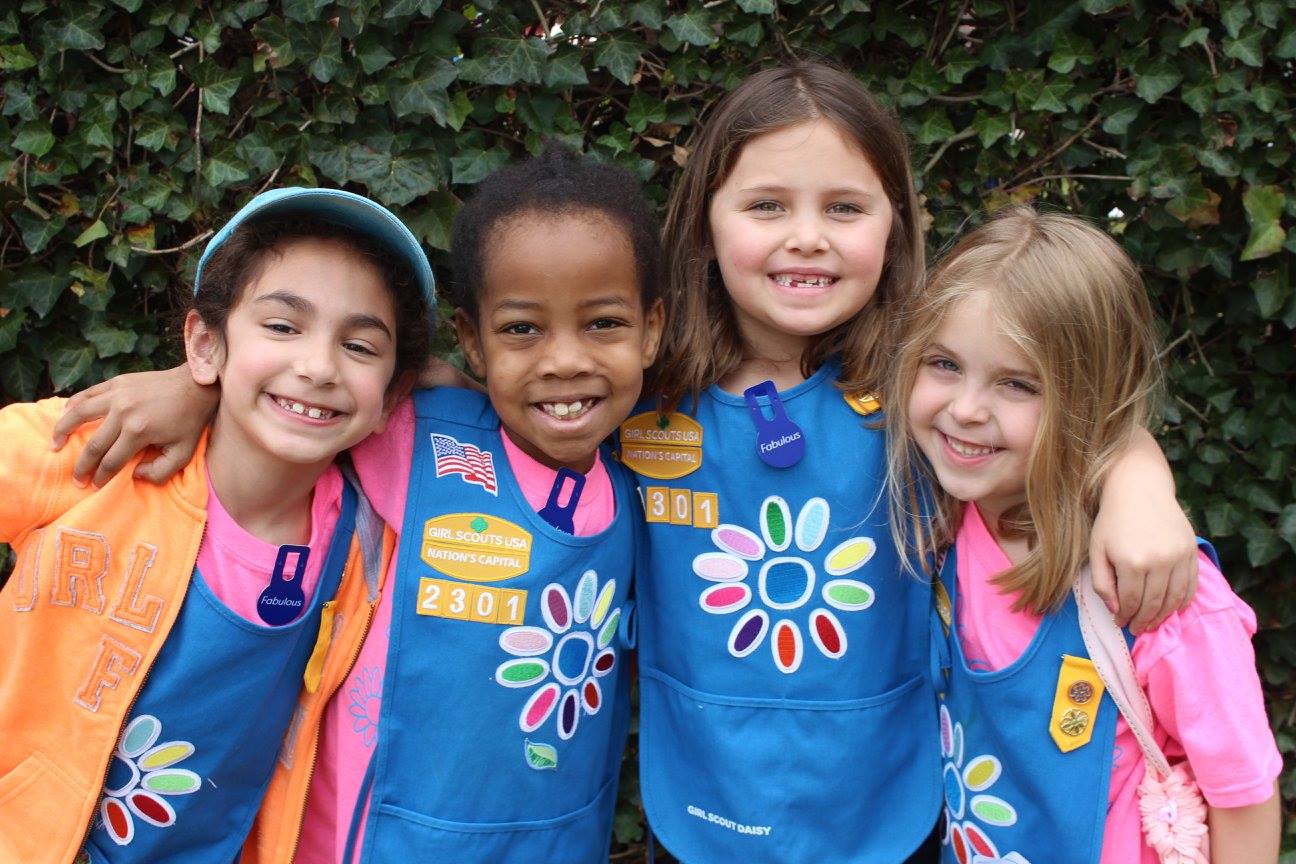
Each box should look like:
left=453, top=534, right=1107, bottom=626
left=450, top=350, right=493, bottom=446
left=728, top=609, right=769, bottom=657
left=499, top=626, right=554, bottom=657
left=962, top=822, right=997, bottom=857
left=950, top=823, right=968, bottom=864
left=808, top=609, right=846, bottom=659
left=127, top=791, right=175, bottom=827
left=541, top=584, right=572, bottom=633
left=943, top=763, right=966, bottom=818
left=692, top=552, right=749, bottom=582
left=823, top=537, right=876, bottom=575
left=970, top=795, right=1017, bottom=827
left=496, top=658, right=550, bottom=688
left=771, top=619, right=803, bottom=674
left=102, top=798, right=135, bottom=846
left=96, top=714, right=200, bottom=847
left=591, top=648, right=616, bottom=677
left=558, top=690, right=580, bottom=739
left=590, top=578, right=617, bottom=629
left=520, top=683, right=561, bottom=732
left=760, top=496, right=792, bottom=552
left=940, top=705, right=954, bottom=758
left=711, top=525, right=765, bottom=560
left=524, top=739, right=558, bottom=771
left=822, top=579, right=874, bottom=611
left=793, top=498, right=830, bottom=552
left=138, top=742, right=193, bottom=772
left=573, top=571, right=598, bottom=624
left=596, top=609, right=620, bottom=650
left=120, top=715, right=162, bottom=757
left=139, top=769, right=200, bottom=795
left=700, top=583, right=752, bottom=614
left=759, top=557, right=814, bottom=609
left=963, top=755, right=1001, bottom=792
left=582, top=678, right=602, bottom=714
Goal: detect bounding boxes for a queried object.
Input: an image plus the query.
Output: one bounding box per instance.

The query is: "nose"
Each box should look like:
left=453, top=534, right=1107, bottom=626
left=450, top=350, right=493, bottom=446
left=292, top=335, right=340, bottom=386
left=783, top=210, right=829, bottom=255
left=537, top=329, right=596, bottom=379
left=947, top=381, right=990, bottom=426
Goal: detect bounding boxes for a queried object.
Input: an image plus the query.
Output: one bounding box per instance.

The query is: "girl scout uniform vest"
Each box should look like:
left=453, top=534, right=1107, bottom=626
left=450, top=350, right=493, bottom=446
left=625, top=362, right=939, bottom=864
left=931, top=540, right=1220, bottom=864
left=353, top=387, right=638, bottom=864
left=84, top=479, right=360, bottom=863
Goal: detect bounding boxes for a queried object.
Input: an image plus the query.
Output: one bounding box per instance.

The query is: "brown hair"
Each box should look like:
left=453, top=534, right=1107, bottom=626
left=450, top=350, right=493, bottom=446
left=649, top=61, right=923, bottom=409
left=195, top=216, right=432, bottom=385
left=886, top=206, right=1162, bottom=613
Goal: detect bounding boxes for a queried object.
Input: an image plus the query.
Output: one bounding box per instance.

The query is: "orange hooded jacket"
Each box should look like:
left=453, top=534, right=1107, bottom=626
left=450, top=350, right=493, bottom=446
left=0, top=399, right=391, bottom=864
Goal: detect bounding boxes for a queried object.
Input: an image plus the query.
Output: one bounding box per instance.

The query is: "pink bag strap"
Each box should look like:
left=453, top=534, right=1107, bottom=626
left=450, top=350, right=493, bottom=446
left=1073, top=568, right=1172, bottom=779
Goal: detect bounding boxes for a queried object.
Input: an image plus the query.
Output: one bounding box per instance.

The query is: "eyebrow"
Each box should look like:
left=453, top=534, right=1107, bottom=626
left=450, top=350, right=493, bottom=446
left=738, top=184, right=877, bottom=199
left=491, top=295, right=634, bottom=313
left=254, top=290, right=393, bottom=338
left=928, top=342, right=1037, bottom=380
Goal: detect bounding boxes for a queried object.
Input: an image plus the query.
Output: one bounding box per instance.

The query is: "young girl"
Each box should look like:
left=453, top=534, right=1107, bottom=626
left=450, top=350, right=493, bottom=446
left=44, top=146, right=664, bottom=864
left=624, top=63, right=1199, bottom=864
left=888, top=207, right=1280, bottom=864
left=0, top=187, right=434, bottom=864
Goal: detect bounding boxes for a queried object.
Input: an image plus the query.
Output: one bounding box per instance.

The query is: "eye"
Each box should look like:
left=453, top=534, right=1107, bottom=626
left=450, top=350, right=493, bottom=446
left=344, top=341, right=379, bottom=357
left=500, top=322, right=538, bottom=336
left=264, top=322, right=297, bottom=335
left=1003, top=378, right=1039, bottom=395
left=827, top=202, right=863, bottom=215
left=748, top=200, right=783, bottom=213
left=927, top=356, right=959, bottom=374
left=589, top=317, right=627, bottom=331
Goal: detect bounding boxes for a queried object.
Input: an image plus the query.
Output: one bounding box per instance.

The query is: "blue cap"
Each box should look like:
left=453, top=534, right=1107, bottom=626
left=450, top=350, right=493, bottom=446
left=194, top=187, right=436, bottom=314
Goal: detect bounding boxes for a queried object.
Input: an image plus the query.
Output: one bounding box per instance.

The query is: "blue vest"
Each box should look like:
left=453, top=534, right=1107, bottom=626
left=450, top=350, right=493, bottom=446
left=628, top=363, right=939, bottom=864
left=355, top=387, right=639, bottom=863
left=932, top=539, right=1221, bottom=864
left=85, top=479, right=359, bottom=863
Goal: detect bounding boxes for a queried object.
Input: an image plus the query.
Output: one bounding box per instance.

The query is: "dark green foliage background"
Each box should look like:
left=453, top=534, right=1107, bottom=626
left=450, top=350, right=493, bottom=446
left=2, top=0, right=1294, bottom=854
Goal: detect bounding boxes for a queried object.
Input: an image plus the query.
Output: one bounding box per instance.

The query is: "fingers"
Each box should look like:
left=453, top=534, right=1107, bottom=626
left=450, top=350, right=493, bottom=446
left=92, top=433, right=149, bottom=489
left=1127, top=565, right=1169, bottom=635
left=70, top=415, right=122, bottom=487
left=51, top=389, right=113, bottom=451
left=133, top=443, right=197, bottom=486
left=1089, top=552, right=1119, bottom=616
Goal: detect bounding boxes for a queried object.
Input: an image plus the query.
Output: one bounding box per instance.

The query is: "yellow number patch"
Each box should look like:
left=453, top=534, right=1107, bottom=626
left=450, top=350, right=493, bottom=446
left=644, top=487, right=719, bottom=529
left=417, top=577, right=527, bottom=626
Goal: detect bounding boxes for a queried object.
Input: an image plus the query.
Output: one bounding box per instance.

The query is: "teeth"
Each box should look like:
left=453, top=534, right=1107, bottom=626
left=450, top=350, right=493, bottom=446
left=274, top=396, right=335, bottom=420
left=773, top=274, right=834, bottom=287
left=947, top=436, right=995, bottom=457
left=540, top=400, right=592, bottom=420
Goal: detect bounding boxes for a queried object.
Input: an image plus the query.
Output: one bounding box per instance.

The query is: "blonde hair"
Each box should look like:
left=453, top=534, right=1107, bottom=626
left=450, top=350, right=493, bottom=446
left=886, top=206, right=1162, bottom=614
left=648, top=62, right=924, bottom=410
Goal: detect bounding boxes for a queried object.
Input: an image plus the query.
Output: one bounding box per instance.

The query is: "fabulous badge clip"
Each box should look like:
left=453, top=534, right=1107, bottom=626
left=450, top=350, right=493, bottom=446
left=258, top=544, right=310, bottom=625
left=744, top=380, right=805, bottom=469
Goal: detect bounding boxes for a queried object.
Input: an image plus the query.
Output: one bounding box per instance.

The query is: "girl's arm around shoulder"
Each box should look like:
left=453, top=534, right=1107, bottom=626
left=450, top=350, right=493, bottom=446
left=1133, top=551, right=1282, bottom=813
left=0, top=399, right=103, bottom=541
left=348, top=394, right=417, bottom=528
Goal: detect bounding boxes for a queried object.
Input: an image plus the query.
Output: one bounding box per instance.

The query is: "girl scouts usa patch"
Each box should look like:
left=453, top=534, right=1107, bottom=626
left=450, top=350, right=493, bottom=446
left=618, top=411, right=703, bottom=479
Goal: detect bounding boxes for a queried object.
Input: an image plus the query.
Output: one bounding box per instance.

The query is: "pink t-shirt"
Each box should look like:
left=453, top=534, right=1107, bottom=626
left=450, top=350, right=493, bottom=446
left=954, top=504, right=1281, bottom=864
left=295, top=396, right=616, bottom=863
left=195, top=465, right=342, bottom=623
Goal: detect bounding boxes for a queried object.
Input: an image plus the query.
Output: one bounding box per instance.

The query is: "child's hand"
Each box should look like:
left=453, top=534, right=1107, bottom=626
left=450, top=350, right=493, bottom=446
left=50, top=365, right=218, bottom=487
left=1090, top=430, right=1197, bottom=633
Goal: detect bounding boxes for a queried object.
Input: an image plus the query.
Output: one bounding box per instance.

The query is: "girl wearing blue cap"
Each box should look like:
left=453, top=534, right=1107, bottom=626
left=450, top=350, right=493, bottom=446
left=0, top=188, right=434, bottom=864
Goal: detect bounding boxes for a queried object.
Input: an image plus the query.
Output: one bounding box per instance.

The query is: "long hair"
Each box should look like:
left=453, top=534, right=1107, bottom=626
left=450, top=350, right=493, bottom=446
left=649, top=61, right=923, bottom=409
left=886, top=207, right=1162, bottom=613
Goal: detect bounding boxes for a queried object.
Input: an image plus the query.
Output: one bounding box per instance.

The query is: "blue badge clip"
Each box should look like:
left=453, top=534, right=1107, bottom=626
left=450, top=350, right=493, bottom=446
left=744, top=380, right=805, bottom=469
left=258, top=544, right=310, bottom=626
left=538, top=467, right=585, bottom=535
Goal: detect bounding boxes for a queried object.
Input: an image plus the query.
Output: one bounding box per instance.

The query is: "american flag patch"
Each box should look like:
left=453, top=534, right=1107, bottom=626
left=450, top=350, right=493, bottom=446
left=430, top=433, right=498, bottom=495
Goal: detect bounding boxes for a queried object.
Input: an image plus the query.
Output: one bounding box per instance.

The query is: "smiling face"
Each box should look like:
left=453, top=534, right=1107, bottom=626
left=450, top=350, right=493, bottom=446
left=455, top=212, right=664, bottom=473
left=188, top=236, right=400, bottom=474
left=906, top=290, right=1043, bottom=524
left=706, top=119, right=894, bottom=360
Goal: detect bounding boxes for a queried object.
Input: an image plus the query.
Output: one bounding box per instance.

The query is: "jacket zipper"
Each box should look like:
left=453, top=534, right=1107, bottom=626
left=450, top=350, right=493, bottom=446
left=284, top=592, right=380, bottom=863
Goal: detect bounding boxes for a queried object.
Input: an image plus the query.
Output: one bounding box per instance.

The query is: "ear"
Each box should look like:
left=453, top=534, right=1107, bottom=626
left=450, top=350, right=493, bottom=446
left=183, top=310, right=224, bottom=386
left=453, top=308, right=488, bottom=380
left=376, top=370, right=416, bottom=434
left=640, top=298, right=665, bottom=369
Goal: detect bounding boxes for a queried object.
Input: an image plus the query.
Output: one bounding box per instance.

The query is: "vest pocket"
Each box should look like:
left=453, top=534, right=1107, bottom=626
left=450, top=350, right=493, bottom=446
left=364, top=774, right=617, bottom=864
left=0, top=750, right=86, bottom=864
left=638, top=666, right=941, bottom=864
